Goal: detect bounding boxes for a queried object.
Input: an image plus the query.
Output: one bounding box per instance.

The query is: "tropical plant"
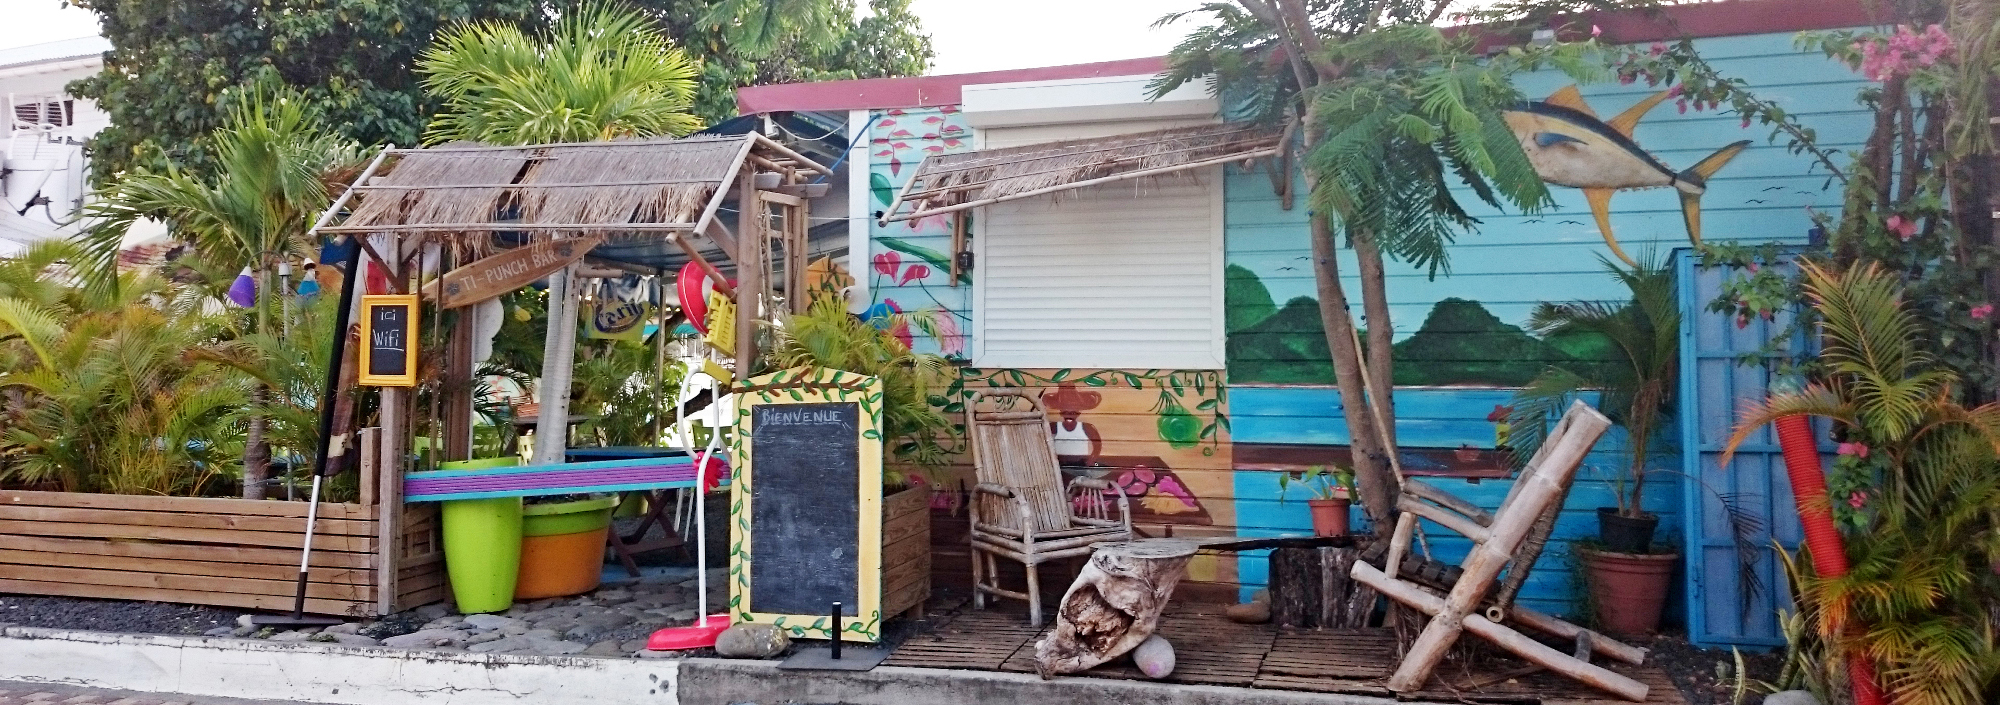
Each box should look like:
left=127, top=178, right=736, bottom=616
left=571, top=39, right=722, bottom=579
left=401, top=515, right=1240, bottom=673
left=1724, top=261, right=2000, bottom=705
left=1508, top=255, right=1679, bottom=520
left=1152, top=0, right=1601, bottom=523
left=419, top=1, right=704, bottom=145
left=1276, top=464, right=1355, bottom=502
left=766, top=298, right=955, bottom=473
left=0, top=243, right=244, bottom=496
left=570, top=336, right=684, bottom=448
left=76, top=83, right=360, bottom=499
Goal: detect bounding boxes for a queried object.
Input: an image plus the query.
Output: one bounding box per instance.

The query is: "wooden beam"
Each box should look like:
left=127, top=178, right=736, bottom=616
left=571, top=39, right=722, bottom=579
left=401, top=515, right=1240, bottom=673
left=702, top=220, right=740, bottom=265
left=759, top=190, right=804, bottom=207
left=750, top=132, right=835, bottom=176
left=949, top=211, right=966, bottom=288
left=734, top=165, right=762, bottom=373
left=350, top=178, right=720, bottom=189
left=320, top=222, right=697, bottom=234
left=668, top=232, right=735, bottom=298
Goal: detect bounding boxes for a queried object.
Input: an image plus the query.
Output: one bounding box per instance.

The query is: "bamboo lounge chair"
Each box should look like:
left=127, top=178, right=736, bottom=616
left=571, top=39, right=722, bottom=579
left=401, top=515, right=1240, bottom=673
left=966, top=388, right=1134, bottom=627
left=1349, top=399, right=1655, bottom=702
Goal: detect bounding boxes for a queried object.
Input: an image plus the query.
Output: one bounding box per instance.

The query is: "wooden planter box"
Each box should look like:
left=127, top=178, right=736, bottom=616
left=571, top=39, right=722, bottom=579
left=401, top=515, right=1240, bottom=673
left=0, top=490, right=443, bottom=617
left=0, top=428, right=444, bottom=617
left=881, top=484, right=932, bottom=619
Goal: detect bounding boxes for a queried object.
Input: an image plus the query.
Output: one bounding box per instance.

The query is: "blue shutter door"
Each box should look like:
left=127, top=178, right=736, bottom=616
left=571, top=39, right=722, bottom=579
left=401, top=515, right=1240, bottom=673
left=1676, top=249, right=1808, bottom=648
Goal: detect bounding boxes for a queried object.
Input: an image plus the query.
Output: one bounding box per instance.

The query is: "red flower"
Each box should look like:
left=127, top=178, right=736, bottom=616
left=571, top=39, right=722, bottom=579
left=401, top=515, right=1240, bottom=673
left=1847, top=491, right=1867, bottom=509
left=1676, top=99, right=1688, bottom=114
left=1886, top=214, right=1918, bottom=240
left=1650, top=42, right=1667, bottom=55
left=1838, top=442, right=1869, bottom=458
left=899, top=264, right=932, bottom=285
left=873, top=252, right=901, bottom=276
left=1971, top=304, right=1993, bottom=321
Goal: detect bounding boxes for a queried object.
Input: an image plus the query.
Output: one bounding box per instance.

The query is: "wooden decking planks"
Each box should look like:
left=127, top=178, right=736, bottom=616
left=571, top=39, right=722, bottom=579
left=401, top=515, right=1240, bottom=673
left=885, top=604, right=1689, bottom=705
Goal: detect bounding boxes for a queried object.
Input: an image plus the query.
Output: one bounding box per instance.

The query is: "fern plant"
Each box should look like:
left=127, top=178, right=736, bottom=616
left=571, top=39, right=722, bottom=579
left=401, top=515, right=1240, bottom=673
left=1726, top=261, right=2000, bottom=705
left=766, top=298, right=955, bottom=475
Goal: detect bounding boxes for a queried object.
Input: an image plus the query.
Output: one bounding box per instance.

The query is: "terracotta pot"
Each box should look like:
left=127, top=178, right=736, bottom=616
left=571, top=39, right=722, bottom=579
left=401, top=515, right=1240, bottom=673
left=1307, top=498, right=1350, bottom=537
left=1579, top=547, right=1677, bottom=636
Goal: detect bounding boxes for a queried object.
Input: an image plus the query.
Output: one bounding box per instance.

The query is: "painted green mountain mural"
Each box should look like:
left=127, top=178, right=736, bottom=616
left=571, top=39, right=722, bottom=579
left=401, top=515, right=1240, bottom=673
left=1225, top=266, right=1613, bottom=386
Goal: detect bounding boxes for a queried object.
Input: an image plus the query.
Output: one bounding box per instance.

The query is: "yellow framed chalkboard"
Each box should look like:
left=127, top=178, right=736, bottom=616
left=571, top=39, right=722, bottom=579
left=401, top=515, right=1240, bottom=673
left=728, top=366, right=884, bottom=642
left=358, top=294, right=419, bottom=387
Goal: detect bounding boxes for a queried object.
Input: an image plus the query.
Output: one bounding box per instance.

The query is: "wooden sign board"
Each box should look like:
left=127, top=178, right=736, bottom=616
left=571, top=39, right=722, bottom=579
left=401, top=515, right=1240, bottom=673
left=425, top=235, right=604, bottom=309
left=358, top=295, right=419, bottom=387
left=729, top=367, right=884, bottom=642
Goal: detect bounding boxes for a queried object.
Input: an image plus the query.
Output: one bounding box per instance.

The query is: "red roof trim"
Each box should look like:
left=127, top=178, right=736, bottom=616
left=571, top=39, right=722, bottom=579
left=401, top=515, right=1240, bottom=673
left=736, top=0, right=1880, bottom=115
left=736, top=56, right=1168, bottom=115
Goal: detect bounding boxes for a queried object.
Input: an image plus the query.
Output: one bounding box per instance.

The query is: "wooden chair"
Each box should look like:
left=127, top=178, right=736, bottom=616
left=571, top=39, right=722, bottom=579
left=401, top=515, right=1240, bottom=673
left=1349, top=399, right=1654, bottom=702
left=966, top=388, right=1133, bottom=627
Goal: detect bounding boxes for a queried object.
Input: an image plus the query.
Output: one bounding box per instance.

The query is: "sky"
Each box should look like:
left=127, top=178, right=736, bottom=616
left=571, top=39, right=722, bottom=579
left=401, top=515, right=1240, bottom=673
left=0, top=0, right=1208, bottom=75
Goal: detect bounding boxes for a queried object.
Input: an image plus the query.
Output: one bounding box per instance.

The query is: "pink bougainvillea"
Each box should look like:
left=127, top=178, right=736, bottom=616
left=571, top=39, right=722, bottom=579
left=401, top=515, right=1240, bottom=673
left=1838, top=442, right=1870, bottom=459
left=1972, top=304, right=1993, bottom=321
left=1855, top=24, right=1954, bottom=82
left=1886, top=214, right=1918, bottom=241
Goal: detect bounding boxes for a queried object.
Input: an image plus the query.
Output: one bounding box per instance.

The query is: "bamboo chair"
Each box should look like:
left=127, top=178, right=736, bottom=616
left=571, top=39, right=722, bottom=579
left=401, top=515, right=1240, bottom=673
left=1350, top=400, right=1655, bottom=702
left=966, top=388, right=1133, bottom=627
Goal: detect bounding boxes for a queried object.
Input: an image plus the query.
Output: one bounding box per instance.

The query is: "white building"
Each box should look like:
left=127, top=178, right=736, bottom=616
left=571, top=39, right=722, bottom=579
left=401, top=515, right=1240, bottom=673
left=0, top=35, right=131, bottom=256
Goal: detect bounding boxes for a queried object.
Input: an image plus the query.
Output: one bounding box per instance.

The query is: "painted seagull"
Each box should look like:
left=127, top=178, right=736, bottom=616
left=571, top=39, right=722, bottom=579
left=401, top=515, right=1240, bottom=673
left=1503, top=85, right=1752, bottom=266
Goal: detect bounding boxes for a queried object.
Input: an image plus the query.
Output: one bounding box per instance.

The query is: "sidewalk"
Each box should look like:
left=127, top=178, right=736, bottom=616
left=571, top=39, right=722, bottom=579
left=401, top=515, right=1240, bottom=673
left=0, top=624, right=1393, bottom=705
left=0, top=682, right=331, bottom=705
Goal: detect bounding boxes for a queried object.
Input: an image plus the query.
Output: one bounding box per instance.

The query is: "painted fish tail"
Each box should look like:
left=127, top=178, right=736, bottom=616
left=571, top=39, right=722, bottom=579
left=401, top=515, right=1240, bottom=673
left=1675, top=140, right=1753, bottom=244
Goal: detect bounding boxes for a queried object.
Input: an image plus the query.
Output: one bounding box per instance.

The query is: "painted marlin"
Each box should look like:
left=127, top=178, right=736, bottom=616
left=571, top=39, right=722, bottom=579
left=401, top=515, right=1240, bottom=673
left=1503, top=85, right=1751, bottom=266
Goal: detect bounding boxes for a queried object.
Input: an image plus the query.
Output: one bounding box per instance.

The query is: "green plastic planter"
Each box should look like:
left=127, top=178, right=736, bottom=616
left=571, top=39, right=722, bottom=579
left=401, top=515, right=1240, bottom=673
left=439, top=457, right=523, bottom=614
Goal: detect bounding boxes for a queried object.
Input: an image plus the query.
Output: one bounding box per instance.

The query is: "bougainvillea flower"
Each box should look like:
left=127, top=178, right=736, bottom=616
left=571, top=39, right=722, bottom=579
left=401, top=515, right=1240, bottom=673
left=1837, top=442, right=1870, bottom=458
left=1886, top=214, right=1918, bottom=240
left=1971, top=304, right=1992, bottom=321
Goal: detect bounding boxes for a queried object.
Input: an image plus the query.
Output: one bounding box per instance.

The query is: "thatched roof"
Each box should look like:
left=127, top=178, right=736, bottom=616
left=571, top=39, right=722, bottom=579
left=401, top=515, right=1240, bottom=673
left=881, top=122, right=1284, bottom=223
left=327, top=133, right=827, bottom=236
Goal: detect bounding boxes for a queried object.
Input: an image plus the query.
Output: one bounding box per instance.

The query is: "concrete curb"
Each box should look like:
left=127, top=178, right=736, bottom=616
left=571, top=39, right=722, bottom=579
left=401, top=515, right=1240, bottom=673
left=674, top=658, right=1398, bottom=705
left=0, top=626, right=677, bottom=705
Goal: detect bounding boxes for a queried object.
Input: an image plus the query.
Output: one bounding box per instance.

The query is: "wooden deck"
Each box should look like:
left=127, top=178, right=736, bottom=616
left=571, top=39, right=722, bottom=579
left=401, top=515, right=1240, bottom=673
left=885, top=604, right=1686, bottom=704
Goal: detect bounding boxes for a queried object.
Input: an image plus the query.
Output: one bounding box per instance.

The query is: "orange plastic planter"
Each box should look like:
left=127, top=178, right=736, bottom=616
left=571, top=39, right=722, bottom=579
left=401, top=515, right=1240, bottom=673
left=516, top=527, right=612, bottom=599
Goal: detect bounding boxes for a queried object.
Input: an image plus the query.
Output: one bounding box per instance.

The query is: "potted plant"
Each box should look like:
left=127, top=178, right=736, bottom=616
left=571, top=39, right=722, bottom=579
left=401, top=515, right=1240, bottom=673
left=1509, top=256, right=1679, bottom=635
left=1278, top=465, right=1356, bottom=537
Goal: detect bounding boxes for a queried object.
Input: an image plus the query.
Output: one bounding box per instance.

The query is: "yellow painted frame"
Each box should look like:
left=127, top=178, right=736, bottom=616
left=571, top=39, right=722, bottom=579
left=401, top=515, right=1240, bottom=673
left=357, top=294, right=420, bottom=387
left=728, top=366, right=885, bottom=642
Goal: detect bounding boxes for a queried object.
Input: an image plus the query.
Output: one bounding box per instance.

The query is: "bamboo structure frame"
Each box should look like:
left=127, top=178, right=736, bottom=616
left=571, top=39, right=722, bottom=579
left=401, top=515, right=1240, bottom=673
left=880, top=122, right=1284, bottom=224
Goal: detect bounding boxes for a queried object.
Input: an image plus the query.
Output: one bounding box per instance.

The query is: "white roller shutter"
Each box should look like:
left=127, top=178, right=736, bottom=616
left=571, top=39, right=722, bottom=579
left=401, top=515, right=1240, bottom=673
left=972, top=170, right=1225, bottom=370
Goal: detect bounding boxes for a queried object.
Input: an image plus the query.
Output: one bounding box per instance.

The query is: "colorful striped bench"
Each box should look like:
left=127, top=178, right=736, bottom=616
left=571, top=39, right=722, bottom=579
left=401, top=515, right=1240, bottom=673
left=402, top=454, right=727, bottom=502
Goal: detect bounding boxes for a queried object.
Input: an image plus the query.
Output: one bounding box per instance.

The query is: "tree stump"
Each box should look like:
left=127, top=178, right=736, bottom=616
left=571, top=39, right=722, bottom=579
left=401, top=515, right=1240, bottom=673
left=1033, top=539, right=1195, bottom=677
left=1269, top=543, right=1377, bottom=629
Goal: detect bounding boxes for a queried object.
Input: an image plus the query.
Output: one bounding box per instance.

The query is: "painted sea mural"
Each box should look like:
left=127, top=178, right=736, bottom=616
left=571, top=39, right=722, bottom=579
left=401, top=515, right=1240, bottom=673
left=860, top=29, right=1873, bottom=615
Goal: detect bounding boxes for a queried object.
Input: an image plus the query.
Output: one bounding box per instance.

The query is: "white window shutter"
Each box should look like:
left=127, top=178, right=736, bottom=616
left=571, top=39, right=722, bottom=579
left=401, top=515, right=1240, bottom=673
left=973, top=170, right=1225, bottom=370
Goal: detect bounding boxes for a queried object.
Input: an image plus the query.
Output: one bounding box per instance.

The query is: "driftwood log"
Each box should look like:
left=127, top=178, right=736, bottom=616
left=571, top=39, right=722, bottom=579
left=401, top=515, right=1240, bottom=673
left=1268, top=544, right=1376, bottom=629
left=1033, top=540, right=1195, bottom=677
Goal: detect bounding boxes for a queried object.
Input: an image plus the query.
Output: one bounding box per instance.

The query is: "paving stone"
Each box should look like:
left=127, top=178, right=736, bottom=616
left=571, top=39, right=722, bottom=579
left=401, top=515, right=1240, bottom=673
left=523, top=628, right=561, bottom=640
left=462, top=614, right=518, bottom=631
left=467, top=636, right=531, bottom=654
left=634, top=648, right=681, bottom=659
left=413, top=604, right=453, bottom=620
left=582, top=640, right=625, bottom=657
left=320, top=623, right=362, bottom=635
left=201, top=627, right=234, bottom=637
left=528, top=640, right=588, bottom=656
left=228, top=626, right=257, bottom=638
left=266, top=631, right=317, bottom=643
left=381, top=628, right=467, bottom=649
left=420, top=615, right=465, bottom=630
left=330, top=633, right=379, bottom=647
left=620, top=639, right=651, bottom=653
left=465, top=631, right=506, bottom=645
left=499, top=622, right=531, bottom=636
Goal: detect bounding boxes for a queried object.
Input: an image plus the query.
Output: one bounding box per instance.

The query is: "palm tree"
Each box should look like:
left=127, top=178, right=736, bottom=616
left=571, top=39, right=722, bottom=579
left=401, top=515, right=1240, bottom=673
left=1507, top=255, right=1680, bottom=519
left=419, top=0, right=704, bottom=145
left=76, top=85, right=361, bottom=499
left=1725, top=261, right=2000, bottom=705
left=0, top=245, right=243, bottom=496
left=1151, top=1, right=1582, bottom=522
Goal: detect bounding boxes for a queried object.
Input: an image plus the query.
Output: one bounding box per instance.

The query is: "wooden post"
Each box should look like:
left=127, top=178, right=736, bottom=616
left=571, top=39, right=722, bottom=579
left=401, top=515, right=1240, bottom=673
left=949, top=211, right=966, bottom=287
left=442, top=275, right=474, bottom=462
left=734, top=167, right=761, bottom=374
left=1269, top=544, right=1374, bottom=629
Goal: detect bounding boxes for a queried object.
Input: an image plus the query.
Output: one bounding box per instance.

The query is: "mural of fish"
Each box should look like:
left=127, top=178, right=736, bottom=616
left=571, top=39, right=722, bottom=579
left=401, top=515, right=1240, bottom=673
left=1503, top=85, right=1751, bottom=266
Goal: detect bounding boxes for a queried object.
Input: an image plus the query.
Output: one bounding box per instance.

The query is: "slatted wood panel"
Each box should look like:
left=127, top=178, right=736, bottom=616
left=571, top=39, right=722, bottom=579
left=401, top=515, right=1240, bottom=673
left=882, top=610, right=1042, bottom=670
left=0, top=489, right=442, bottom=617
left=887, top=603, right=1687, bottom=704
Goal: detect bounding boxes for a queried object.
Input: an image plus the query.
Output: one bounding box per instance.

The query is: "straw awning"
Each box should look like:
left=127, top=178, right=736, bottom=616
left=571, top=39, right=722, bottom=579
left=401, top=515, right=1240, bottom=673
left=879, top=122, right=1285, bottom=223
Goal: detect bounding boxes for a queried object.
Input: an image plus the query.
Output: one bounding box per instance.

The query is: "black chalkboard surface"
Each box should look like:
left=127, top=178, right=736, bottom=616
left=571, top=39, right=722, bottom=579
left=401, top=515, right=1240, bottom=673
left=749, top=401, right=861, bottom=617
left=358, top=295, right=417, bottom=386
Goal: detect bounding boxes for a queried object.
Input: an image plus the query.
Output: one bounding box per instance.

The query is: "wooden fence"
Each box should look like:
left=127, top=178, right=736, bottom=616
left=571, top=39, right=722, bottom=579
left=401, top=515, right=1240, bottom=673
left=0, top=427, right=444, bottom=616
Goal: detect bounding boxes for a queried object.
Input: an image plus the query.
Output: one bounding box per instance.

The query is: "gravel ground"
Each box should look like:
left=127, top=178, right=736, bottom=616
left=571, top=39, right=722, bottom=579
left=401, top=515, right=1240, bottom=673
left=1644, top=631, right=1788, bottom=705
left=0, top=595, right=244, bottom=636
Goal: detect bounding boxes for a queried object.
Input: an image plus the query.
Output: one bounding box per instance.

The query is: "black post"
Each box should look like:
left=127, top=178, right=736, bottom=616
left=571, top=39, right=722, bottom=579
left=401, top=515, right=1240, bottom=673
left=831, top=601, right=843, bottom=660
left=313, top=237, right=365, bottom=481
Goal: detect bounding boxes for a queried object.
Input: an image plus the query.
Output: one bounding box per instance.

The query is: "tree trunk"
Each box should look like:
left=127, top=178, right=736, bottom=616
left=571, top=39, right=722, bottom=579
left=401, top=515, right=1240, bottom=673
left=1034, top=539, right=1196, bottom=677
left=1311, top=212, right=1392, bottom=524
left=1269, top=544, right=1376, bottom=628
left=243, top=386, right=269, bottom=500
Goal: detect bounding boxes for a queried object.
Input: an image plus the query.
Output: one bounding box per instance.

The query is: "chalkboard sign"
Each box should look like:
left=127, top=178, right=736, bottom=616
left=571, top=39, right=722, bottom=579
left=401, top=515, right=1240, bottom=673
left=358, top=294, right=418, bottom=387
left=730, top=367, right=883, bottom=642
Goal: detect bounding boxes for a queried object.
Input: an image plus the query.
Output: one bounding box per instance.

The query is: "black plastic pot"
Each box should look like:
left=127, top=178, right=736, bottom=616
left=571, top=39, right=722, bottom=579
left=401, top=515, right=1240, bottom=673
left=1597, top=507, right=1659, bottom=554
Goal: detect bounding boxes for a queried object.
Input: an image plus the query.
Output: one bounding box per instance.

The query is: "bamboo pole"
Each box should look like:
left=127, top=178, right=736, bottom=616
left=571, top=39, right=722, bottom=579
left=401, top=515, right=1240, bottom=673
left=692, top=138, right=758, bottom=255
left=909, top=125, right=1271, bottom=177
left=894, top=135, right=1282, bottom=201
left=1508, top=606, right=1647, bottom=665
left=949, top=211, right=966, bottom=287
left=880, top=148, right=1280, bottom=224
left=667, top=233, right=735, bottom=299
left=350, top=178, right=722, bottom=189
left=750, top=133, right=835, bottom=176
left=1351, top=560, right=1648, bottom=701
left=1382, top=403, right=1610, bottom=695
left=1396, top=496, right=1491, bottom=544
